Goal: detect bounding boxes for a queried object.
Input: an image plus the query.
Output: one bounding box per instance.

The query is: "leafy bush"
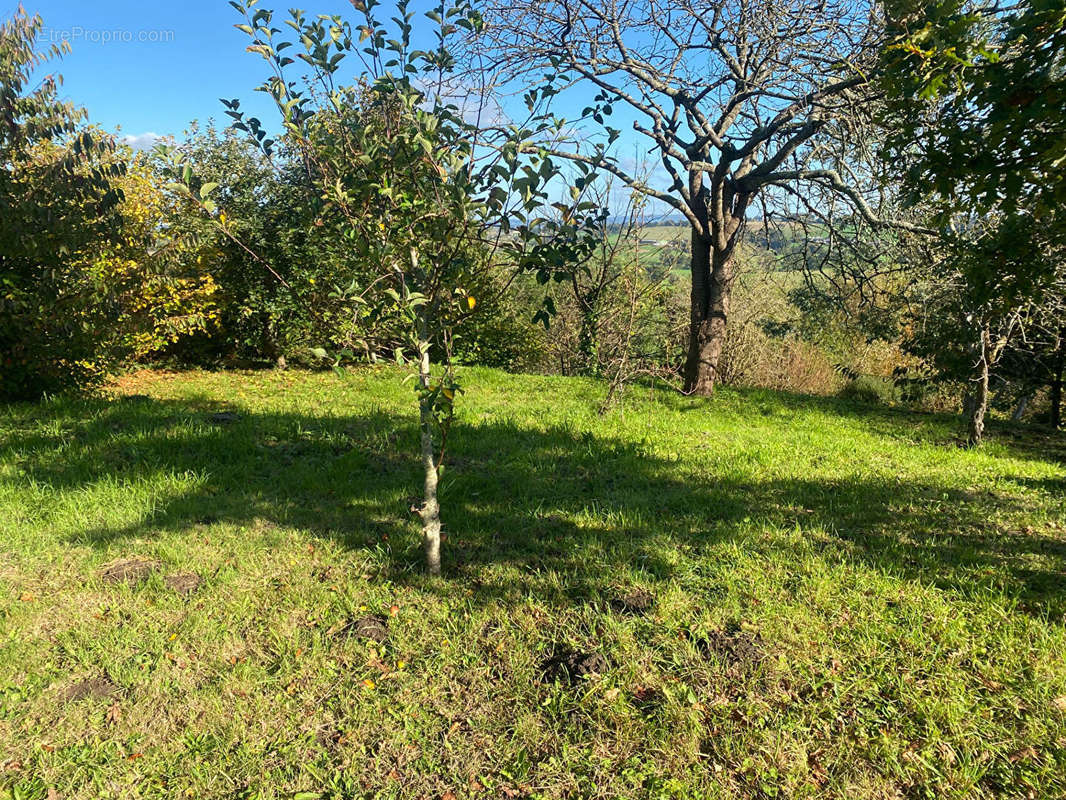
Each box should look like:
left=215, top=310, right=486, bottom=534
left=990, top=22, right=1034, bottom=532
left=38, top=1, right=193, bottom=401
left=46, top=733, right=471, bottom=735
left=80, top=154, right=221, bottom=362
left=0, top=11, right=125, bottom=399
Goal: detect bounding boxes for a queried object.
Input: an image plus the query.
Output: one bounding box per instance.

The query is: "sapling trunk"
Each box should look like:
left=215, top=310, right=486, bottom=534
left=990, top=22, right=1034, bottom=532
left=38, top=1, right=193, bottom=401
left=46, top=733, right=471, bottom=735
left=1011, top=394, right=1031, bottom=422
left=417, top=325, right=442, bottom=576
left=966, top=322, right=992, bottom=448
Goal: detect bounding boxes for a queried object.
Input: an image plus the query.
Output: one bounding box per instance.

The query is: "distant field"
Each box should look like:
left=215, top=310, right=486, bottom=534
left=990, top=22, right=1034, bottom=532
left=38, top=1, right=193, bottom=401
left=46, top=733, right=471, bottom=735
left=2, top=368, right=1065, bottom=799
left=638, top=225, right=689, bottom=243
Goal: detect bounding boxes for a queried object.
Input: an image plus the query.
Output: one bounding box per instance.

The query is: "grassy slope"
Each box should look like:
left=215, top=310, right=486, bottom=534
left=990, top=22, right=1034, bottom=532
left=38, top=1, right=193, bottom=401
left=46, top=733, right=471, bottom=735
left=1, top=368, right=1064, bottom=800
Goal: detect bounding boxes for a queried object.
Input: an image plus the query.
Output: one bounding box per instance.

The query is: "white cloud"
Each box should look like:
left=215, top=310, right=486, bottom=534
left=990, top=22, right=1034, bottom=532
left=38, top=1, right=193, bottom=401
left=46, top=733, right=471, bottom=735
left=121, top=132, right=162, bottom=150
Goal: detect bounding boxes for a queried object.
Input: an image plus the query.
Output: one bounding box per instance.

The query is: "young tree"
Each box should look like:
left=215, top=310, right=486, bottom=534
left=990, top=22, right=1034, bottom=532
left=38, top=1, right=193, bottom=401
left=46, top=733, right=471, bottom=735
left=474, top=0, right=926, bottom=394
left=170, top=0, right=596, bottom=574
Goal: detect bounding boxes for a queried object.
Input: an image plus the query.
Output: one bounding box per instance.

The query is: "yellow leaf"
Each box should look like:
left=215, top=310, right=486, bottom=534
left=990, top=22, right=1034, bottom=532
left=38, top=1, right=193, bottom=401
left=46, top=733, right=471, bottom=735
left=467, top=296, right=477, bottom=310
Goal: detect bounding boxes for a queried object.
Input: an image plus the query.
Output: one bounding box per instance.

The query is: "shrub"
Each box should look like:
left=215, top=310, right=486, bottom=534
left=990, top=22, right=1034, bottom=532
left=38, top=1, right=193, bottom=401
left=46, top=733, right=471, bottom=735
left=81, top=154, right=221, bottom=362
left=0, top=12, right=126, bottom=400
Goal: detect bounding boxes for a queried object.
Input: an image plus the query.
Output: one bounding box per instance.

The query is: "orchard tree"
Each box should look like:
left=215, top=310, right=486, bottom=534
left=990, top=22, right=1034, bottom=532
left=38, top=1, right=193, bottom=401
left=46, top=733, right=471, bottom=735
left=474, top=0, right=928, bottom=394
left=169, top=0, right=599, bottom=574
left=903, top=215, right=1065, bottom=445
left=880, top=0, right=1066, bottom=443
left=881, top=0, right=1066, bottom=218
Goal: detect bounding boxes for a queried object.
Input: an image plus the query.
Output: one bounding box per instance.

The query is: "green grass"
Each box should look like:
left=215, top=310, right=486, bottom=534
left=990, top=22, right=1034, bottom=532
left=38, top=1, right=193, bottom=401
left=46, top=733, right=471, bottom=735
left=2, top=367, right=1065, bottom=800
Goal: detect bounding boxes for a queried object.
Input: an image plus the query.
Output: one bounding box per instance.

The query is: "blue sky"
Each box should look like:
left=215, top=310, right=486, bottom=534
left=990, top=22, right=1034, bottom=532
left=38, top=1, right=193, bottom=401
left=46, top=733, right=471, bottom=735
left=14, top=0, right=674, bottom=214
left=17, top=0, right=352, bottom=142
left=16, top=1, right=608, bottom=142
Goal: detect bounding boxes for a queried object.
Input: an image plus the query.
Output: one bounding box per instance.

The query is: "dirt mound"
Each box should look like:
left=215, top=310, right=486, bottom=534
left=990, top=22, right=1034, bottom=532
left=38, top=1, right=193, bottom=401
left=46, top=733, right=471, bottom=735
left=164, top=572, right=202, bottom=597
left=696, top=628, right=764, bottom=669
left=541, top=647, right=608, bottom=685
left=100, top=558, right=159, bottom=586
left=64, top=676, right=121, bottom=702
left=610, top=588, right=654, bottom=615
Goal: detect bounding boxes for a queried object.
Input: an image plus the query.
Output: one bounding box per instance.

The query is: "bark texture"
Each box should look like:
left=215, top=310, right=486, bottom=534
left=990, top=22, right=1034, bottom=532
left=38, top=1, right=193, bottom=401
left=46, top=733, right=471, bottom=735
left=966, top=324, right=992, bottom=447
left=417, top=334, right=442, bottom=576
left=684, top=231, right=734, bottom=394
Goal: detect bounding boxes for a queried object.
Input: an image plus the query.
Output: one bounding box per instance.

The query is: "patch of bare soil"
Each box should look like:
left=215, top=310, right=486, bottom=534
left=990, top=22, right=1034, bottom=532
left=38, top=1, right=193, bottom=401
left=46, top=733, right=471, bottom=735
left=610, top=587, right=654, bottom=615
left=696, top=628, right=764, bottom=670
left=540, top=647, right=608, bottom=685
left=64, top=676, right=121, bottom=702
left=100, top=558, right=159, bottom=586
left=164, top=572, right=202, bottom=597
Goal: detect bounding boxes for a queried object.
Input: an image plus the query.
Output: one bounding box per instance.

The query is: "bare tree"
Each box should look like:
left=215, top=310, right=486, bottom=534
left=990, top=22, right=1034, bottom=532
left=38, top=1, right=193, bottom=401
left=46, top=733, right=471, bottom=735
left=475, top=0, right=925, bottom=394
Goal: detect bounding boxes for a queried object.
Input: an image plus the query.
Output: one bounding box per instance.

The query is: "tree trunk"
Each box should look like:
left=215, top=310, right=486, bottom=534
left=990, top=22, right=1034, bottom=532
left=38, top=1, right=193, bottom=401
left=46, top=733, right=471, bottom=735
left=577, top=296, right=601, bottom=377
left=1011, top=394, right=1031, bottom=422
left=684, top=230, right=732, bottom=395
left=1051, top=327, right=1065, bottom=430
left=966, top=323, right=992, bottom=447
left=417, top=324, right=442, bottom=576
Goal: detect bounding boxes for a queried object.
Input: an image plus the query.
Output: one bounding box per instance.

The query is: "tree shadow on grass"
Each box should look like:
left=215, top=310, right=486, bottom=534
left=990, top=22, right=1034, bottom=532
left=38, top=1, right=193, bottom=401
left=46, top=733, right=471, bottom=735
left=3, top=392, right=1065, bottom=618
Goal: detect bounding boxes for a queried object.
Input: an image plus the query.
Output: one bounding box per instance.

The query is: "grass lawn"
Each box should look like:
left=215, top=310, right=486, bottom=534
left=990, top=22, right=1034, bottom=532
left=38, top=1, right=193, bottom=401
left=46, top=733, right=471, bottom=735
left=1, top=367, right=1065, bottom=799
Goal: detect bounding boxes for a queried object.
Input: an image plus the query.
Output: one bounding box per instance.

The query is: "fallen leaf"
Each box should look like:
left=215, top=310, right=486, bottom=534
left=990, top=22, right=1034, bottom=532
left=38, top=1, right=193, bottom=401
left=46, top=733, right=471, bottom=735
left=106, top=702, right=122, bottom=726
left=1008, top=746, right=1038, bottom=763
left=1053, top=696, right=1066, bottom=712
